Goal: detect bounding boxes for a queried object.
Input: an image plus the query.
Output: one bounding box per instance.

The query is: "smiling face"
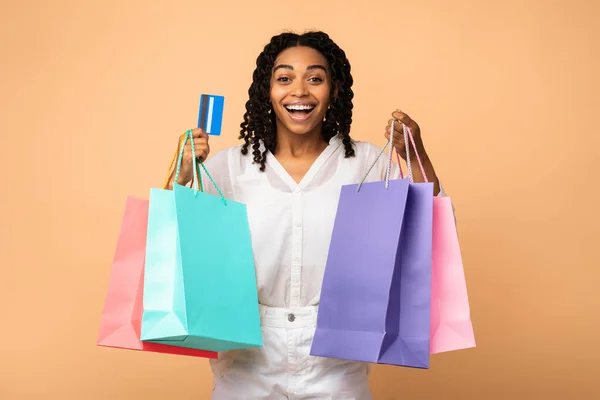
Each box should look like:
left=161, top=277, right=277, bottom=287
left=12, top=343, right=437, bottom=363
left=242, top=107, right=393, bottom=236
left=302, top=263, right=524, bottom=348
left=270, top=46, right=333, bottom=138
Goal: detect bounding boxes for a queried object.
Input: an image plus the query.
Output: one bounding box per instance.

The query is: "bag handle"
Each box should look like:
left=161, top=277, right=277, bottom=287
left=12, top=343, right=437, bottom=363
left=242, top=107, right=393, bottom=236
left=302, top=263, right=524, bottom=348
left=356, top=119, right=428, bottom=191
left=357, top=118, right=404, bottom=192
left=162, top=130, right=227, bottom=205
left=162, top=134, right=187, bottom=190
left=394, top=123, right=428, bottom=183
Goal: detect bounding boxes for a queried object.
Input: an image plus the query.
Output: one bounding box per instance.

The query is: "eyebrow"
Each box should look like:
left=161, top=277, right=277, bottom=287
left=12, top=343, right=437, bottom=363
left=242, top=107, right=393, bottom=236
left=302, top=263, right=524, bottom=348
left=273, top=64, right=328, bottom=74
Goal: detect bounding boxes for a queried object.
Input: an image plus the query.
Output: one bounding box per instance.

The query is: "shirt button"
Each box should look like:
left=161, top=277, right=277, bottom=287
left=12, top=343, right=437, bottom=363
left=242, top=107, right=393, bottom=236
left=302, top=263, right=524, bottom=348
left=288, top=313, right=296, bottom=322
left=294, top=187, right=301, bottom=193
left=295, top=221, right=301, bottom=227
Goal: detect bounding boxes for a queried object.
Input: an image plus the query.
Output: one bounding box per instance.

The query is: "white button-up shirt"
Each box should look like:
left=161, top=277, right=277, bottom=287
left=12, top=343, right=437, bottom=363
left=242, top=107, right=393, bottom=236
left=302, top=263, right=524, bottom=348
left=202, top=135, right=446, bottom=308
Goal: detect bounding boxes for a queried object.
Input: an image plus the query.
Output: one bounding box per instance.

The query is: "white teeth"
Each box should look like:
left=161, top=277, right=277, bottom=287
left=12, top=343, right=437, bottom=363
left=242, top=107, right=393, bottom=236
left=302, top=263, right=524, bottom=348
left=285, top=105, right=315, bottom=111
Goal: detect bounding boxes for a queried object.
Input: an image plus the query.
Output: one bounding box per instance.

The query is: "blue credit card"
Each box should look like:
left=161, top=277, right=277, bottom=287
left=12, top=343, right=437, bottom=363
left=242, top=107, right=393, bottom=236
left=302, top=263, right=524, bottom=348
left=197, top=94, right=224, bottom=136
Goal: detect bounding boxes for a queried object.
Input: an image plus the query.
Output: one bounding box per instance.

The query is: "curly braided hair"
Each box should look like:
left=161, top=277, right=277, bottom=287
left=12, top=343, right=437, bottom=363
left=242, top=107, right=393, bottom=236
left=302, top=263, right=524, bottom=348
left=239, top=31, right=355, bottom=171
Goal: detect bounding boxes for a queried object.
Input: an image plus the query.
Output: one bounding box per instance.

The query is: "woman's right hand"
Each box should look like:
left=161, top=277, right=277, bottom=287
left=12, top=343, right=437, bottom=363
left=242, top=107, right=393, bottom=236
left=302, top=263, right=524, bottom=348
left=169, top=128, right=210, bottom=188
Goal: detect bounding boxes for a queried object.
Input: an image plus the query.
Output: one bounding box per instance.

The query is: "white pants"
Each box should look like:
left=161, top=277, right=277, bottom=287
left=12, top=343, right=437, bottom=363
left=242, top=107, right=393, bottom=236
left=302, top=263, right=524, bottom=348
left=210, top=305, right=372, bottom=399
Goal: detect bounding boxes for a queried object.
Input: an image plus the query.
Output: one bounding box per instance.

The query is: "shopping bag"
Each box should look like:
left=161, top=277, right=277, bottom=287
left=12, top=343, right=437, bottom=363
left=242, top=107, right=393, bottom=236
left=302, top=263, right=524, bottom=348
left=97, top=195, right=217, bottom=359
left=310, top=121, right=434, bottom=368
left=381, top=123, right=476, bottom=354
left=388, top=122, right=476, bottom=354
left=430, top=196, right=476, bottom=353
left=141, top=130, right=262, bottom=352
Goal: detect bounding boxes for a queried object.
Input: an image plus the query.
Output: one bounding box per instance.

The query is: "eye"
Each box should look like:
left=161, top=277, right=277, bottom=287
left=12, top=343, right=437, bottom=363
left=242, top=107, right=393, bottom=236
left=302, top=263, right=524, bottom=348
left=277, top=76, right=291, bottom=83
left=309, top=76, right=324, bottom=83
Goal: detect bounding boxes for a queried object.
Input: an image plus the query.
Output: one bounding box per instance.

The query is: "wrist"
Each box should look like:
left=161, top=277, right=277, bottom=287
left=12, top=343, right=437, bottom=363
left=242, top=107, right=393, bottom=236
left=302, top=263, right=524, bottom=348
left=410, top=147, right=429, bottom=167
left=173, top=177, right=187, bottom=188
left=167, top=173, right=186, bottom=190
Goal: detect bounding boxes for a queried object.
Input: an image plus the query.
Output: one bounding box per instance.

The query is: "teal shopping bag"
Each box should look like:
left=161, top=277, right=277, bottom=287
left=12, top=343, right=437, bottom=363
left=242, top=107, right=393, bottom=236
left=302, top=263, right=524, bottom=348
left=141, top=130, right=262, bottom=352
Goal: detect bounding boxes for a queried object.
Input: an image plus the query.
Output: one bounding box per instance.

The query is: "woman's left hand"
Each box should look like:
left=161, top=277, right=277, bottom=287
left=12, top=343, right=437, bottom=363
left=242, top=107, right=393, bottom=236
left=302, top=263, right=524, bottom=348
left=384, top=109, right=442, bottom=194
left=384, top=109, right=425, bottom=160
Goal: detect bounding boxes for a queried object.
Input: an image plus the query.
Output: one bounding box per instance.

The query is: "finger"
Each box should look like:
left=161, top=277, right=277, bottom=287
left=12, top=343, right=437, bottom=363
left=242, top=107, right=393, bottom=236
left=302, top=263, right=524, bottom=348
left=184, top=142, right=209, bottom=155
left=385, top=131, right=405, bottom=147
left=393, top=136, right=405, bottom=149
left=185, top=143, right=209, bottom=161
left=196, top=147, right=209, bottom=161
left=385, top=133, right=406, bottom=155
left=386, top=119, right=406, bottom=135
left=191, top=128, right=208, bottom=138
left=391, top=110, right=411, bottom=124
left=195, top=153, right=208, bottom=162
left=184, top=137, right=208, bottom=147
left=195, top=144, right=209, bottom=159
left=387, top=130, right=403, bottom=145
left=392, top=110, right=419, bottom=131
left=193, top=138, right=209, bottom=148
left=180, top=129, right=207, bottom=144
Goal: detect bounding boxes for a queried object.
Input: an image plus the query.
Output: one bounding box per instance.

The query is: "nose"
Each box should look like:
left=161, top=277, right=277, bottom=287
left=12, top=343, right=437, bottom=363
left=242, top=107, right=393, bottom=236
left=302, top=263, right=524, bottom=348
left=292, top=80, right=309, bottom=97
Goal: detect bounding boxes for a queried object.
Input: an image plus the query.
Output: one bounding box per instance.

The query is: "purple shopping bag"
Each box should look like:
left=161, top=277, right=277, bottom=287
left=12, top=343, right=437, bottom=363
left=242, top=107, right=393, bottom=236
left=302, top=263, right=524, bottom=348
left=310, top=173, right=433, bottom=368
left=311, top=120, right=434, bottom=368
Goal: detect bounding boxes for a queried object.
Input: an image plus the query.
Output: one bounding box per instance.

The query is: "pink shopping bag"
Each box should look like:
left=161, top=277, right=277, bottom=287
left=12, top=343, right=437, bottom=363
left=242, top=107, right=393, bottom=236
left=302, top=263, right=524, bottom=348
left=430, top=196, right=476, bottom=354
left=97, top=196, right=217, bottom=359
left=391, top=120, right=475, bottom=355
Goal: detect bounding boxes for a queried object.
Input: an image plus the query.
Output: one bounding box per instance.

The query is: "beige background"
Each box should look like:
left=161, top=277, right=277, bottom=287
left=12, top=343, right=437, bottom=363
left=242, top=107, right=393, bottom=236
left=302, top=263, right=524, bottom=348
left=1, top=0, right=599, bottom=398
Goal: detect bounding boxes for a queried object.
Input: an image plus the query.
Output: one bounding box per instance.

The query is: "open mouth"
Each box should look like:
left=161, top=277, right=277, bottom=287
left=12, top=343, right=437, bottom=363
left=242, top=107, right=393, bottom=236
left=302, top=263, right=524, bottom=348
left=284, top=104, right=316, bottom=121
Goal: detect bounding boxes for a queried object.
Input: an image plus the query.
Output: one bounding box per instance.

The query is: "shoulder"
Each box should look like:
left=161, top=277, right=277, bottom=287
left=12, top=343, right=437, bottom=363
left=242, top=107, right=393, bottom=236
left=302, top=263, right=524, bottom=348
left=351, top=139, right=381, bottom=155
left=332, top=135, right=382, bottom=158
left=206, top=144, right=238, bottom=162
left=343, top=137, right=391, bottom=181
left=346, top=138, right=385, bottom=165
left=204, top=143, right=253, bottom=176
left=207, top=143, right=250, bottom=162
left=200, top=144, right=249, bottom=198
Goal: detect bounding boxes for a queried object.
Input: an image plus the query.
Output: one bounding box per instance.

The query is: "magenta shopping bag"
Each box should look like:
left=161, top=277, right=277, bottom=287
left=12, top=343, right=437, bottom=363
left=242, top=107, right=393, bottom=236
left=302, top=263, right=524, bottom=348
left=385, top=122, right=475, bottom=354
left=430, top=196, right=476, bottom=353
left=310, top=124, right=434, bottom=368
left=390, top=122, right=476, bottom=354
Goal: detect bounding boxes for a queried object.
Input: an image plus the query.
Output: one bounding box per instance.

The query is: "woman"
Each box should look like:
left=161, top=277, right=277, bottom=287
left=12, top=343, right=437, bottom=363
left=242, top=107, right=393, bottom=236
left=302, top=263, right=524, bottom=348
left=167, top=31, right=446, bottom=400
